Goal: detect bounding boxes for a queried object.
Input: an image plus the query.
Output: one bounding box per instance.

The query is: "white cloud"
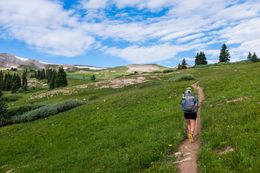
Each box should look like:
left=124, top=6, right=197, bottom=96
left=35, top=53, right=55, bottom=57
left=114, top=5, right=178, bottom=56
left=1, top=0, right=260, bottom=64
left=104, top=44, right=185, bottom=64
left=0, top=0, right=94, bottom=56
left=81, top=0, right=108, bottom=9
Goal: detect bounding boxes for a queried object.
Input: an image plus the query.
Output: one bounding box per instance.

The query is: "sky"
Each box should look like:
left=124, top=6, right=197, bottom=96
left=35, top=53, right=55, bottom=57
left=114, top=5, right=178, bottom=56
left=0, top=0, right=260, bottom=67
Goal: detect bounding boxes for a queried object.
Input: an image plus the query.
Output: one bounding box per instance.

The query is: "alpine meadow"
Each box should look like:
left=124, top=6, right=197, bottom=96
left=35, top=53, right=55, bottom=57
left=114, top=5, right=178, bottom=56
left=0, top=61, right=259, bottom=172
left=1, top=0, right=260, bottom=173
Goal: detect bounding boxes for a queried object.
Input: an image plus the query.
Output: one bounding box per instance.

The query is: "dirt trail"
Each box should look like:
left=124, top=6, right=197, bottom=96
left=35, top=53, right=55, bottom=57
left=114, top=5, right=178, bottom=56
left=175, top=82, right=205, bottom=173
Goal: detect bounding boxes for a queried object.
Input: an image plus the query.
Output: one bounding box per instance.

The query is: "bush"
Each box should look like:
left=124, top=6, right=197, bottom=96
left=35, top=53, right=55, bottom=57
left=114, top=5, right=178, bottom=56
left=163, top=69, right=174, bottom=73
left=1, top=100, right=85, bottom=126
left=169, top=74, right=195, bottom=82
left=6, top=103, right=44, bottom=117
left=3, top=95, right=22, bottom=102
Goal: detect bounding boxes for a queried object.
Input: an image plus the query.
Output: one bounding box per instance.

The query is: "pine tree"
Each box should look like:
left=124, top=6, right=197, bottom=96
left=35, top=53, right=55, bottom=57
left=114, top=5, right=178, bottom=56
left=3, top=73, right=12, bottom=91
left=22, top=70, right=28, bottom=90
left=90, top=75, right=96, bottom=81
left=247, top=52, right=252, bottom=61
left=177, top=63, right=181, bottom=70
left=36, top=70, right=41, bottom=79
left=55, top=67, right=67, bottom=88
left=40, top=69, right=46, bottom=80
left=11, top=74, right=21, bottom=93
left=0, top=89, right=7, bottom=116
left=46, top=69, right=53, bottom=83
left=195, top=53, right=200, bottom=65
left=0, top=71, right=3, bottom=90
left=195, top=52, right=207, bottom=65
left=181, top=59, right=187, bottom=69
left=49, top=70, right=56, bottom=90
left=251, top=52, right=259, bottom=62
left=219, top=43, right=230, bottom=63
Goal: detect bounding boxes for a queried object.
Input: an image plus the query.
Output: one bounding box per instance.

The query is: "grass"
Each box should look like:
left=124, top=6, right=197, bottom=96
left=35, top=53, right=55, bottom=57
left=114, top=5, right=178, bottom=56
left=0, top=79, right=189, bottom=173
left=0, top=62, right=259, bottom=172
left=190, top=62, right=260, bottom=173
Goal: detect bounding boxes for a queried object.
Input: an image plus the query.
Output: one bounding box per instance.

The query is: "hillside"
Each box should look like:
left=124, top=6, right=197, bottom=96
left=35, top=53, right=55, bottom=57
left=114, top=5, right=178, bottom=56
left=0, top=62, right=259, bottom=173
left=0, top=53, right=104, bottom=71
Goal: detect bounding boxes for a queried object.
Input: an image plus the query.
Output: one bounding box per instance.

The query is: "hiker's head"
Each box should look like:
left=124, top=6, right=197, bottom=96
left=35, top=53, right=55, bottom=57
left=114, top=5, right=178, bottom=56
left=185, top=87, right=192, bottom=95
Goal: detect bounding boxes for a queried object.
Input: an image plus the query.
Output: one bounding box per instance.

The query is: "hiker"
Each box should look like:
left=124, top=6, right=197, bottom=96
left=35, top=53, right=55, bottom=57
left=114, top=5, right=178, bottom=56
left=181, top=87, right=199, bottom=143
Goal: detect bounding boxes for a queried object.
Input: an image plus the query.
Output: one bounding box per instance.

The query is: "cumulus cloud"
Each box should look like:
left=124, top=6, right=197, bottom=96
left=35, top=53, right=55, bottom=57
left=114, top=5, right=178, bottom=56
left=81, top=0, right=108, bottom=9
left=0, top=0, right=260, bottom=64
left=104, top=44, right=185, bottom=64
left=0, top=0, right=94, bottom=56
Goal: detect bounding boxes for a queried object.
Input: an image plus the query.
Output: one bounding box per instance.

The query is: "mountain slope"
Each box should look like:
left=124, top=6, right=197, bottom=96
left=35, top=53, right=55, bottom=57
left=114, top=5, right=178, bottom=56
left=0, top=53, right=45, bottom=69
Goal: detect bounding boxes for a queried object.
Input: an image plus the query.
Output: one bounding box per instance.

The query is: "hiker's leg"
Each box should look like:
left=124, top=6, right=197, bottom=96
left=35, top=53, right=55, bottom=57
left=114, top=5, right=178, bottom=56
left=186, top=119, right=190, bottom=135
left=190, top=119, right=196, bottom=135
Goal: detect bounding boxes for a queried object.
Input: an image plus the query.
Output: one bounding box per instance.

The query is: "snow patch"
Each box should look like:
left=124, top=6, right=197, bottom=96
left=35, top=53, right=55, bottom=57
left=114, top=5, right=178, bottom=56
left=15, top=56, right=29, bottom=61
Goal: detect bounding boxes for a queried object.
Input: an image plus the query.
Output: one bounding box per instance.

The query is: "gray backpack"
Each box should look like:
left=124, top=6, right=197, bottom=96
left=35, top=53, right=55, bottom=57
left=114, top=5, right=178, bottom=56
left=182, top=93, right=196, bottom=113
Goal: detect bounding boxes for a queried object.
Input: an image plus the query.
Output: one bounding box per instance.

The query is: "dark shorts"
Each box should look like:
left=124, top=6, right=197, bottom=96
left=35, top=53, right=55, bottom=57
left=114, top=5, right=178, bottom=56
left=184, top=112, right=197, bottom=120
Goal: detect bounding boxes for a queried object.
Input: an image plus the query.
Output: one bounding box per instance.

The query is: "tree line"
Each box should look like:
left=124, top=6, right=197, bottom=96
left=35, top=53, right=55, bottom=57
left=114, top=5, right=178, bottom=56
left=35, top=67, right=68, bottom=90
left=0, top=70, right=27, bottom=93
left=178, top=43, right=259, bottom=69
left=0, top=66, right=68, bottom=93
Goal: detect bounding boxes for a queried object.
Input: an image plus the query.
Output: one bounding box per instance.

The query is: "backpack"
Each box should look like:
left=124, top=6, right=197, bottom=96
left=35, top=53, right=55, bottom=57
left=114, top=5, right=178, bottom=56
left=182, top=93, right=196, bottom=113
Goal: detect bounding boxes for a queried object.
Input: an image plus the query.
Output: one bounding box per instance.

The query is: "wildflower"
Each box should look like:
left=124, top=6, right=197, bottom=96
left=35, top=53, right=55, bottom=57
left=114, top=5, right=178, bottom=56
left=168, top=144, right=173, bottom=147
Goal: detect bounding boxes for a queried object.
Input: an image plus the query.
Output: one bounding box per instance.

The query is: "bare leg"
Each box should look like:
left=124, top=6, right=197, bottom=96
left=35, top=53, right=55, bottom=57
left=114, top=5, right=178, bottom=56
left=186, top=119, right=191, bottom=135
left=190, top=119, right=196, bottom=136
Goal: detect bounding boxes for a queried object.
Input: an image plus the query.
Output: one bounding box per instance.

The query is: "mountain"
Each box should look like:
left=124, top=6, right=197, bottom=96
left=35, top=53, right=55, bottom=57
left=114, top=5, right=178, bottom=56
left=0, top=53, right=104, bottom=70
left=0, top=53, right=45, bottom=69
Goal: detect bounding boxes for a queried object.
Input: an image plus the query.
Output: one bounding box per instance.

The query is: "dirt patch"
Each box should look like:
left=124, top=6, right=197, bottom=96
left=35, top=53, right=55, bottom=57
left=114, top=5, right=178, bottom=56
left=217, top=146, right=234, bottom=155
left=30, top=88, right=78, bottom=100
left=127, top=64, right=161, bottom=73
left=226, top=96, right=248, bottom=103
left=98, top=77, right=147, bottom=89
left=29, top=77, right=147, bottom=100
left=175, top=82, right=205, bottom=173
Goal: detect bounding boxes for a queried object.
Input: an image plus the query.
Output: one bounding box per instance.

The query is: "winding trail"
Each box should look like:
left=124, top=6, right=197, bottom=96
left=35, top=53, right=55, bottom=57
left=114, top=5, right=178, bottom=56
left=175, top=82, right=205, bottom=173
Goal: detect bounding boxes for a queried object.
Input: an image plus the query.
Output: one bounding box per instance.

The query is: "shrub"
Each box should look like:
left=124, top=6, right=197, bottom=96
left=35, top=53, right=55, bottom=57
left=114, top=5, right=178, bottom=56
left=6, top=103, right=44, bottom=117
left=163, top=69, right=174, bottom=73
left=3, top=95, right=22, bottom=102
left=169, top=74, right=195, bottom=82
left=57, top=100, right=85, bottom=113
left=1, top=100, right=85, bottom=126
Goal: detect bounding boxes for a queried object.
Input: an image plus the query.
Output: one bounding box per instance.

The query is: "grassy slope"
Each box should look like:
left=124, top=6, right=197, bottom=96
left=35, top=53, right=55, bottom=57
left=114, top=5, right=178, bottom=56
left=0, top=62, right=259, bottom=173
left=0, top=79, right=190, bottom=172
left=192, top=62, right=260, bottom=173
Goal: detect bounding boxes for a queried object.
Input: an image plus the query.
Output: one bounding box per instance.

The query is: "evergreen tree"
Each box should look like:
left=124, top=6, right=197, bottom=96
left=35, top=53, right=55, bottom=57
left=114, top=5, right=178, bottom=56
left=195, top=52, right=207, bottom=65
left=247, top=52, right=252, bottom=61
left=252, top=52, right=259, bottom=62
left=90, top=75, right=96, bottom=81
left=177, top=63, right=181, bottom=70
left=181, top=59, right=187, bottom=69
left=36, top=70, right=41, bottom=79
left=3, top=73, right=12, bottom=91
left=40, top=69, right=46, bottom=80
left=49, top=70, right=56, bottom=90
left=219, top=43, right=230, bottom=63
left=46, top=69, right=53, bottom=83
left=0, top=89, right=7, bottom=116
left=55, top=67, right=67, bottom=88
left=11, top=74, right=21, bottom=93
left=22, top=70, right=28, bottom=90
left=0, top=71, right=3, bottom=90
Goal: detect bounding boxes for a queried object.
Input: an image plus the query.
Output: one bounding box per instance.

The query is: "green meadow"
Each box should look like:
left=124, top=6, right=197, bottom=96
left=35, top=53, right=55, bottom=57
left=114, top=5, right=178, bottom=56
left=0, top=62, right=259, bottom=172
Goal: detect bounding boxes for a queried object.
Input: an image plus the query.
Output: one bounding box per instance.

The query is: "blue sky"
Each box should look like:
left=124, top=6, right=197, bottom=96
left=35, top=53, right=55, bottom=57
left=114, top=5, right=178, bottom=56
left=0, top=0, right=260, bottom=67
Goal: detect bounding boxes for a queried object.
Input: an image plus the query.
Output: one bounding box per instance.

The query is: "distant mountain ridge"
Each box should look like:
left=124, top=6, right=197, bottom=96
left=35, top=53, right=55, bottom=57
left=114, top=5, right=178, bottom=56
left=0, top=53, right=104, bottom=70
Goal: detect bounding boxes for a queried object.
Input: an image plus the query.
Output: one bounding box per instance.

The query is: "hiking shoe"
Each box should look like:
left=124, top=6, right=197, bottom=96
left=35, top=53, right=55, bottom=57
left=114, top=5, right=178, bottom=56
left=188, top=133, right=193, bottom=143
